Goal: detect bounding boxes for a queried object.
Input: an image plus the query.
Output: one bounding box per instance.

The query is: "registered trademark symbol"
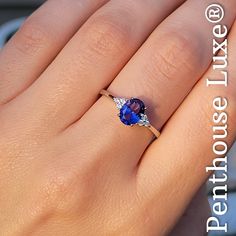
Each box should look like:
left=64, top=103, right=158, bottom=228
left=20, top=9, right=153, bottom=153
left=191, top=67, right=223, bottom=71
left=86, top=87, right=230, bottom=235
left=205, top=4, right=224, bottom=23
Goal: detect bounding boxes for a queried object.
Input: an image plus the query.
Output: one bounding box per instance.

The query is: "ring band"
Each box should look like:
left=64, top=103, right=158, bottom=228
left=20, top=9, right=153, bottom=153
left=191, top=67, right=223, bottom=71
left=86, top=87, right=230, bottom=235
left=100, top=89, right=160, bottom=138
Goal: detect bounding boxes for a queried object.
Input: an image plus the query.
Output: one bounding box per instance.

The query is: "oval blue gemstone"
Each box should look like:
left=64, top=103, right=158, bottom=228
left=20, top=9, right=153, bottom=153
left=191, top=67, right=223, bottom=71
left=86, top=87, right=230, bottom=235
left=119, top=98, right=145, bottom=126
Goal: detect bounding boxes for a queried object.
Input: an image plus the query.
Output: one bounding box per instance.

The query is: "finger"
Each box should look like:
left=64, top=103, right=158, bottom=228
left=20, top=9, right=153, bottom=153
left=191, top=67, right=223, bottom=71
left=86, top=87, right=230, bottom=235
left=56, top=0, right=236, bottom=170
left=0, top=0, right=109, bottom=104
left=3, top=0, right=185, bottom=137
left=137, top=19, right=236, bottom=234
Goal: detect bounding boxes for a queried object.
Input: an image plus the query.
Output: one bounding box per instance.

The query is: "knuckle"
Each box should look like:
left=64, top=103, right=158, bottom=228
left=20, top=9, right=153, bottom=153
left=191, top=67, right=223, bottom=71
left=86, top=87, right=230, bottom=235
left=39, top=174, right=75, bottom=211
left=14, top=17, right=50, bottom=55
left=146, top=31, right=200, bottom=83
left=85, top=12, right=133, bottom=57
left=39, top=164, right=95, bottom=211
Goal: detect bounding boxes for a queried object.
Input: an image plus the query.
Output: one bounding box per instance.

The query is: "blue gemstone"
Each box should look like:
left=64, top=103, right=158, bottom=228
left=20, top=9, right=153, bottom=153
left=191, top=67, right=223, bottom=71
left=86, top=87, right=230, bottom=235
left=119, top=98, right=145, bottom=126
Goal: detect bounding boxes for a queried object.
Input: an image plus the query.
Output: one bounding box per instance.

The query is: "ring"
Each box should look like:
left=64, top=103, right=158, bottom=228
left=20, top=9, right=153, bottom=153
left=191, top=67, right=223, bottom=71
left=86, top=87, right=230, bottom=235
left=100, top=89, right=160, bottom=138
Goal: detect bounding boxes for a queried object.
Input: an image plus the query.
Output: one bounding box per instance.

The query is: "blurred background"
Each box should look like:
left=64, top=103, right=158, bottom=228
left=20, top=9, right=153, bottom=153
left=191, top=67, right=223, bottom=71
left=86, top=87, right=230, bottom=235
left=0, top=1, right=235, bottom=235
left=0, top=0, right=44, bottom=47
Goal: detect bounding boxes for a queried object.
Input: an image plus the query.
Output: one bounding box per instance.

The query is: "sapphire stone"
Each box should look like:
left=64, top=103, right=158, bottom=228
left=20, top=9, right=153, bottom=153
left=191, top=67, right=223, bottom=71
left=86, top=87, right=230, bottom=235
left=119, top=98, right=145, bottom=126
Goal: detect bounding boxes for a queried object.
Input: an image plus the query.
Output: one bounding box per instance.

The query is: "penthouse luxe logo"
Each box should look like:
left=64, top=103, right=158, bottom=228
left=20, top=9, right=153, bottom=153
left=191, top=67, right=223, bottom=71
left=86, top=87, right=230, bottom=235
left=205, top=3, right=229, bottom=233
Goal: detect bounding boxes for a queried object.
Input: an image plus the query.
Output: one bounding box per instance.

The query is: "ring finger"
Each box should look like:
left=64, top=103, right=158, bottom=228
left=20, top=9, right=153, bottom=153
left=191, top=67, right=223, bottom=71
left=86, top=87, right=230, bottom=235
left=57, top=0, right=236, bottom=170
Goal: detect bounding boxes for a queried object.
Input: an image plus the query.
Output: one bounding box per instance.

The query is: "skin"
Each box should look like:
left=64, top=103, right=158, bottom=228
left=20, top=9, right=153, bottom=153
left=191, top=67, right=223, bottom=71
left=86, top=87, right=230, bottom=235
left=0, top=0, right=235, bottom=235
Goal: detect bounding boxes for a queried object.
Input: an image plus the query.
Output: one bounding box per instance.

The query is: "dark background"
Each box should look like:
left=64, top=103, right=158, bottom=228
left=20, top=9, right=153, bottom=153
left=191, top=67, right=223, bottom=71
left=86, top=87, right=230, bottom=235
left=0, top=0, right=44, bottom=25
left=0, top=0, right=45, bottom=46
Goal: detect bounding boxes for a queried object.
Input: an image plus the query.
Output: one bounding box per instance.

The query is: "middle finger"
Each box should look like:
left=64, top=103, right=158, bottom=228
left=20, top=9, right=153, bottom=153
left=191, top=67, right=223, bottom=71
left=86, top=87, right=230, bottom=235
left=1, top=0, right=184, bottom=137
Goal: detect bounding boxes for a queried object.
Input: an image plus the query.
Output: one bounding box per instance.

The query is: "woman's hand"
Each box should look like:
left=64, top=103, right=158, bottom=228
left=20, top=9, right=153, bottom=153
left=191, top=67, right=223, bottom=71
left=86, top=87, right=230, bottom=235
left=0, top=0, right=235, bottom=235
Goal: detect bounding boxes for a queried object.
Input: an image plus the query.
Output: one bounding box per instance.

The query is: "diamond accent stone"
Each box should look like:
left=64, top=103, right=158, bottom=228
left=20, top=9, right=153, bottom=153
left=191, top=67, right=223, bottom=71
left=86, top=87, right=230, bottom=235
left=138, top=114, right=150, bottom=127
left=113, top=97, right=127, bottom=110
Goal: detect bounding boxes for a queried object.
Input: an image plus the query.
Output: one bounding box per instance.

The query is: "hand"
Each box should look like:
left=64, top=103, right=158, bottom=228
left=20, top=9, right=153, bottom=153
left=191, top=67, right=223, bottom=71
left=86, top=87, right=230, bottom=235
left=0, top=0, right=235, bottom=235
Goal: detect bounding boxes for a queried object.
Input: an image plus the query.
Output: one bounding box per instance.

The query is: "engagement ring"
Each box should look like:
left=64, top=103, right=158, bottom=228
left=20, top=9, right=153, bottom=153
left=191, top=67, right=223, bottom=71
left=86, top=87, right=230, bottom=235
left=100, top=89, right=160, bottom=138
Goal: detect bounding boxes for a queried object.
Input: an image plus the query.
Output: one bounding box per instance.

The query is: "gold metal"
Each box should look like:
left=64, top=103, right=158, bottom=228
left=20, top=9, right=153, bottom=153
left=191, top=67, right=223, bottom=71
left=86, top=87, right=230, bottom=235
left=100, top=89, right=114, bottom=100
left=148, top=125, right=161, bottom=138
left=100, top=89, right=160, bottom=138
